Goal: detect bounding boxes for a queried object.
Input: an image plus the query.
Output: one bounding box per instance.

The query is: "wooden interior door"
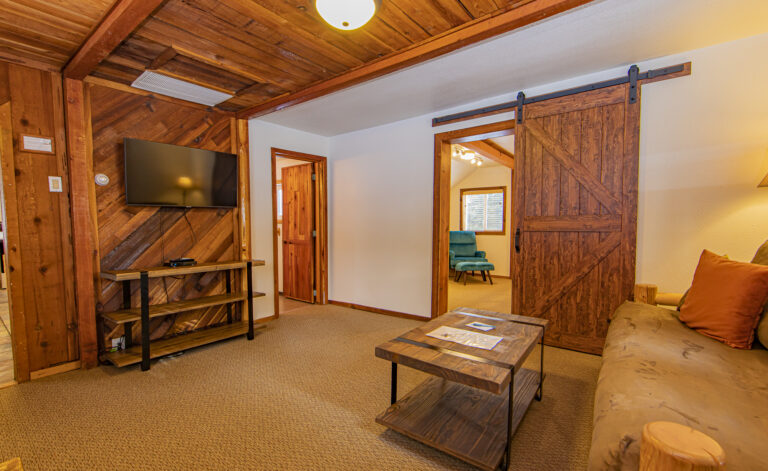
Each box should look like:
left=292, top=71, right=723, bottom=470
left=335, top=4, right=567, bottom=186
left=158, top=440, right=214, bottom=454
left=512, top=84, right=640, bottom=354
left=282, top=163, right=315, bottom=302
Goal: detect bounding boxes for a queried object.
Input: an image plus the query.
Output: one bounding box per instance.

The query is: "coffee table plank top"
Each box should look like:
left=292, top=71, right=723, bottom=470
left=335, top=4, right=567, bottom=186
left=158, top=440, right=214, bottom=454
left=401, top=311, right=544, bottom=369
left=375, top=340, right=511, bottom=394
left=375, top=308, right=547, bottom=395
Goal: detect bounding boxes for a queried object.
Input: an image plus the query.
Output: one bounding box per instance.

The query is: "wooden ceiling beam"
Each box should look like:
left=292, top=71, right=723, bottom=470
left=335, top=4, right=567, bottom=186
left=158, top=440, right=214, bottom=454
left=237, top=0, right=594, bottom=119
left=63, top=0, right=166, bottom=79
left=461, top=140, right=514, bottom=168
left=148, top=46, right=177, bottom=70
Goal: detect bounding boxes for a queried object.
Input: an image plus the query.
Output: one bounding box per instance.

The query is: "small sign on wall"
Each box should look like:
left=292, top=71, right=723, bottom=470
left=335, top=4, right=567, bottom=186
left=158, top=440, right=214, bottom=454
left=20, top=134, right=54, bottom=154
left=48, top=176, right=63, bottom=193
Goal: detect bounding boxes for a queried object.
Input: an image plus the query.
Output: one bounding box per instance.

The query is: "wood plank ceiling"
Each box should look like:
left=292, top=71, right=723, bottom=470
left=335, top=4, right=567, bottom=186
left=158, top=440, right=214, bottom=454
left=0, top=0, right=117, bottom=70
left=0, top=0, right=591, bottom=115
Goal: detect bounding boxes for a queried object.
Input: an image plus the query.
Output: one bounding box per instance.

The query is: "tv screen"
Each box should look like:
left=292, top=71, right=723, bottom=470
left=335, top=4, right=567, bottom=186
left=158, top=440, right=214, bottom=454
left=124, top=138, right=238, bottom=208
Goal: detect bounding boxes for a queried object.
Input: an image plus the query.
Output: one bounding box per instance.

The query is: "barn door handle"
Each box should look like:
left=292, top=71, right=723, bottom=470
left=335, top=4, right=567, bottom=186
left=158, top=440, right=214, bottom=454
left=514, top=228, right=521, bottom=253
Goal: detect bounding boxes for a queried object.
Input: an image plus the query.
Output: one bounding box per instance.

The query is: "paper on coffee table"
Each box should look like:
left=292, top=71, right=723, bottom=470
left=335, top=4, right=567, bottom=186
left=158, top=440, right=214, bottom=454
left=426, top=326, right=503, bottom=350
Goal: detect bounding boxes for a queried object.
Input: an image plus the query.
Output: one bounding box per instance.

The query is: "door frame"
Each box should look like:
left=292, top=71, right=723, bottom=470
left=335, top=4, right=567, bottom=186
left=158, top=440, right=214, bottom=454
left=431, top=120, right=516, bottom=319
left=270, top=147, right=328, bottom=319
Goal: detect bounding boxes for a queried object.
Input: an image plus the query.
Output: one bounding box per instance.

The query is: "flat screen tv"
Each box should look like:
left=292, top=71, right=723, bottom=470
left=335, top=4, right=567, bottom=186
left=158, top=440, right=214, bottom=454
left=124, top=138, right=238, bottom=208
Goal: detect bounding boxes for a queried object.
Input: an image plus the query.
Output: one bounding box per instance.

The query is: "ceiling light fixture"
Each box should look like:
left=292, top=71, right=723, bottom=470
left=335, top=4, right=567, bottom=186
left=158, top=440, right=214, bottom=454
left=315, top=0, right=381, bottom=30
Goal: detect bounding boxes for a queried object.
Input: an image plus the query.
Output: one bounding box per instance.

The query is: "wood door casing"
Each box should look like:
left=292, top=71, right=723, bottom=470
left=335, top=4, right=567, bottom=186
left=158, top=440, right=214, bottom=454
left=512, top=84, right=640, bottom=355
left=282, top=163, right=315, bottom=303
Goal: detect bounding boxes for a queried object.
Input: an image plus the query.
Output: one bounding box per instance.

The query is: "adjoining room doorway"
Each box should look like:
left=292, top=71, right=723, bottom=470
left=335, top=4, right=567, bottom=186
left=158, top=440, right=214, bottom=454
left=447, top=136, right=514, bottom=314
left=271, top=148, right=328, bottom=318
left=432, top=121, right=516, bottom=319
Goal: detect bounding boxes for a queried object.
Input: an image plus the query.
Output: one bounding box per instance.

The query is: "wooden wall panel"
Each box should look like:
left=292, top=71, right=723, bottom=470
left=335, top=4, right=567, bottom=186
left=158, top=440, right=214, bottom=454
left=89, top=84, right=241, bottom=350
left=0, top=62, right=79, bottom=377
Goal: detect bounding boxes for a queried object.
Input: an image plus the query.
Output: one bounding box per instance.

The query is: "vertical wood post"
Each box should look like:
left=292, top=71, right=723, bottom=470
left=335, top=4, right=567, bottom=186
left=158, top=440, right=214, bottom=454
left=63, top=78, right=98, bottom=368
left=236, top=119, right=251, bottom=261
left=633, top=284, right=658, bottom=306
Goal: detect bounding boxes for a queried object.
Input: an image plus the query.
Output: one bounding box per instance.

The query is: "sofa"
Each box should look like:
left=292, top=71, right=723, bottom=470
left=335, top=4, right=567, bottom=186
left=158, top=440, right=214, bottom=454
left=588, top=242, right=768, bottom=470
left=449, top=231, right=487, bottom=269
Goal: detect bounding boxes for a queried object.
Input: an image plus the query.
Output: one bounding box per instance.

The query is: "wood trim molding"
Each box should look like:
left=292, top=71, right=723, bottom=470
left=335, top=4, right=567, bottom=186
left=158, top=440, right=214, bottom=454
left=459, top=186, right=507, bottom=235
left=30, top=360, right=81, bottom=380
left=63, top=78, right=99, bottom=368
left=271, top=147, right=329, bottom=319
left=237, top=0, right=595, bottom=119
left=329, top=300, right=428, bottom=322
left=64, top=0, right=166, bottom=79
left=0, top=100, right=30, bottom=382
left=432, top=120, right=516, bottom=318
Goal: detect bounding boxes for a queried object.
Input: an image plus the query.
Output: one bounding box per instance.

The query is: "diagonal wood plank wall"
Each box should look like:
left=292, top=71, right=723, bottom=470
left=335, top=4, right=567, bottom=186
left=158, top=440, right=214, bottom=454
left=89, top=84, right=241, bottom=351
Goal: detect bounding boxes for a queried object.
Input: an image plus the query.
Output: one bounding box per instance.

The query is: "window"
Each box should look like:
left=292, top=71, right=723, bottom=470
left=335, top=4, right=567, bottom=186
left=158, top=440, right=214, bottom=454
left=460, top=186, right=506, bottom=235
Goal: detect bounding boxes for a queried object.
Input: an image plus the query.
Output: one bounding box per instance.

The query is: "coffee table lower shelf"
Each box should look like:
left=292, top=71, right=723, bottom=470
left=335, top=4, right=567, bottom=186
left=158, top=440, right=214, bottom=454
left=376, top=368, right=539, bottom=471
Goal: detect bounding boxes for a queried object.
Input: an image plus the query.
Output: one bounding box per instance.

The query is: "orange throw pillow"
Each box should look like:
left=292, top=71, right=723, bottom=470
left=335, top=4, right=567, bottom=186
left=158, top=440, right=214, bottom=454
left=679, top=250, right=768, bottom=349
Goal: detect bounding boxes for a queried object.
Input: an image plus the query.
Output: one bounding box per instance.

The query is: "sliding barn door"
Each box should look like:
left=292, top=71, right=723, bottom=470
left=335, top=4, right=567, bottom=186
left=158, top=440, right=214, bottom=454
left=512, top=84, right=640, bottom=354
left=282, top=164, right=315, bottom=303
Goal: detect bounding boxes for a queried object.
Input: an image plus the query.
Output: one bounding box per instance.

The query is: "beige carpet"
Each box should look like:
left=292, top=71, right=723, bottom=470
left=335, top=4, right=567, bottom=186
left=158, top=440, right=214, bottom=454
left=0, top=303, right=600, bottom=470
left=449, top=275, right=512, bottom=314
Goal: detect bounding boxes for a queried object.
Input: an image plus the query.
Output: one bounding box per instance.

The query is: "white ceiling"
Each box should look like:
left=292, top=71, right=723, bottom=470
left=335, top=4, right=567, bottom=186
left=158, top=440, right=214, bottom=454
left=258, top=0, right=768, bottom=136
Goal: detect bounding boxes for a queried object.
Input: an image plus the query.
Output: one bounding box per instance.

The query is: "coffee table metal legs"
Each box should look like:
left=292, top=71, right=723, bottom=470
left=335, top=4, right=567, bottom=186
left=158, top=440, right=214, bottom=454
left=537, top=333, right=544, bottom=401
left=391, top=362, right=398, bottom=405
left=504, top=368, right=515, bottom=469
left=503, top=330, right=545, bottom=470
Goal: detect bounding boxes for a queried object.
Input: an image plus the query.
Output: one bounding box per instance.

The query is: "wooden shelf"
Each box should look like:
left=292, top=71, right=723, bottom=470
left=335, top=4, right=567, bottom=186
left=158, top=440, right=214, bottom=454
left=100, top=259, right=266, bottom=281
left=376, top=368, right=540, bottom=471
left=101, top=291, right=265, bottom=324
left=103, top=323, right=263, bottom=367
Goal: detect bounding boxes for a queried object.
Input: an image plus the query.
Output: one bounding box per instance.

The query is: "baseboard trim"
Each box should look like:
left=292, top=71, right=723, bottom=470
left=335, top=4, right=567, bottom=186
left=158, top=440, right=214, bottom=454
left=0, top=380, right=17, bottom=390
left=30, top=360, right=81, bottom=380
left=255, top=315, right=276, bottom=324
left=329, top=300, right=428, bottom=321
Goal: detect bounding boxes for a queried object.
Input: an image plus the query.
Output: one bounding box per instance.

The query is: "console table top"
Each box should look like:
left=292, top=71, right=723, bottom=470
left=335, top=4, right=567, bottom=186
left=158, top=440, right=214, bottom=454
left=100, top=259, right=265, bottom=281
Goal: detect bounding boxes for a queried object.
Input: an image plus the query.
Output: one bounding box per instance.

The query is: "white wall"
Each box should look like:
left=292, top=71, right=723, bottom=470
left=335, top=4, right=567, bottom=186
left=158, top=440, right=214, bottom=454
left=249, top=121, right=329, bottom=319
left=449, top=166, right=513, bottom=276
left=636, top=33, right=768, bottom=291
left=253, top=32, right=768, bottom=317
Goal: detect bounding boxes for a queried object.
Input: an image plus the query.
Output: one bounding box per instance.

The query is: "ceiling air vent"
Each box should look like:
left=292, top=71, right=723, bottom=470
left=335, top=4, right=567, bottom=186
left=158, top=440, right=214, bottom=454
left=131, top=71, right=233, bottom=106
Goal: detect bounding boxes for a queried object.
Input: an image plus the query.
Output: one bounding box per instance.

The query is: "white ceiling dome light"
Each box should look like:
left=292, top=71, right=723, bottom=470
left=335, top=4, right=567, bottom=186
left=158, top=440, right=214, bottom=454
left=315, top=0, right=381, bottom=30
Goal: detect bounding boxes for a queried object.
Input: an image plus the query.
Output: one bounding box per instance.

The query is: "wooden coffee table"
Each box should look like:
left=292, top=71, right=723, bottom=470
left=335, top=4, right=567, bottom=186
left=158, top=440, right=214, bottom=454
left=375, top=308, right=547, bottom=471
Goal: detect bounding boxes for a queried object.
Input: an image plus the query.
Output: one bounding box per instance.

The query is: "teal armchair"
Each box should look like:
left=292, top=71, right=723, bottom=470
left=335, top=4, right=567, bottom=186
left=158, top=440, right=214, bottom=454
left=449, top=231, right=487, bottom=269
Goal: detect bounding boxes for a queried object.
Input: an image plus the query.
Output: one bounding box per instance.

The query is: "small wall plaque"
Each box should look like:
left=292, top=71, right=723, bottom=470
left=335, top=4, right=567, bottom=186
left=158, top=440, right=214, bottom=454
left=48, top=176, right=63, bottom=193
left=21, top=134, right=54, bottom=154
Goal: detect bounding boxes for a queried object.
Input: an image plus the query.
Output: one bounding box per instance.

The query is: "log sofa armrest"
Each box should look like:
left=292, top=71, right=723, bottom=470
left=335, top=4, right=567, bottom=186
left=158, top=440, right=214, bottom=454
left=633, top=284, right=684, bottom=307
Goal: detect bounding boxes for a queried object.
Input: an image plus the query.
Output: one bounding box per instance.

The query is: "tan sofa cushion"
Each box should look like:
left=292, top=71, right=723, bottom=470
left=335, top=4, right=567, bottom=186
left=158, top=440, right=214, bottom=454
left=588, top=301, right=768, bottom=471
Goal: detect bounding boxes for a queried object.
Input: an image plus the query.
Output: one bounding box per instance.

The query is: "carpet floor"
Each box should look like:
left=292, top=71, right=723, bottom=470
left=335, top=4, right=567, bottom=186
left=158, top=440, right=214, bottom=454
left=0, top=303, right=600, bottom=470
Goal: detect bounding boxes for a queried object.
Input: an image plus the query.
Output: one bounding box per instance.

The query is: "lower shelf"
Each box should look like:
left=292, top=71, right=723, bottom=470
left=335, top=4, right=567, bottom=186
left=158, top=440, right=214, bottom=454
left=376, top=368, right=539, bottom=471
left=103, top=323, right=259, bottom=367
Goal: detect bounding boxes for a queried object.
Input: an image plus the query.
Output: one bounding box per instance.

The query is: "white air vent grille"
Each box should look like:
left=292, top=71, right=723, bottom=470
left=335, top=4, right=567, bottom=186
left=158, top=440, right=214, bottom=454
left=131, top=71, right=233, bottom=106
